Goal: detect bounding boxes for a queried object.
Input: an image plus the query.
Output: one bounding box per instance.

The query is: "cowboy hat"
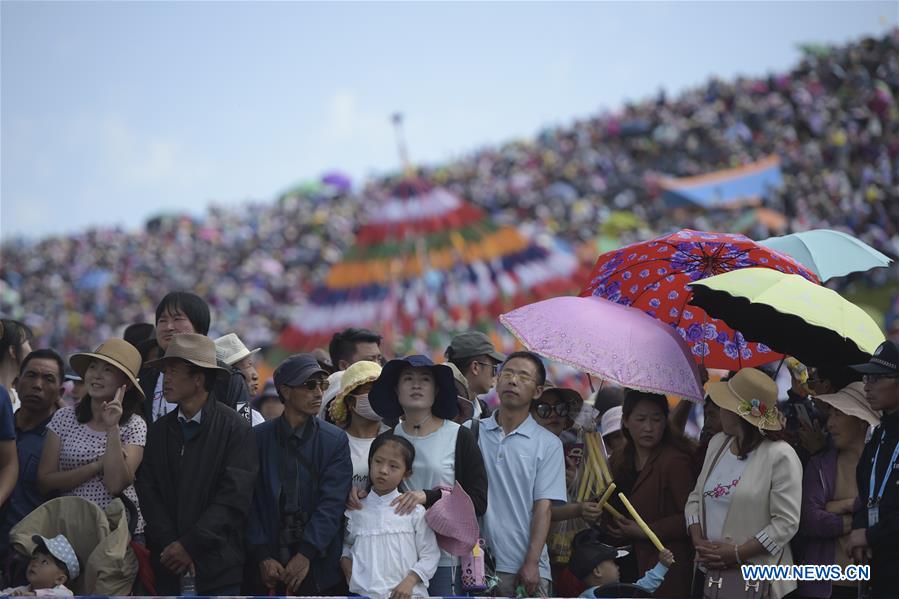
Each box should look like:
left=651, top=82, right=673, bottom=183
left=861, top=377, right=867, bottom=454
left=707, top=367, right=782, bottom=431
left=148, top=333, right=228, bottom=373
left=70, top=339, right=145, bottom=400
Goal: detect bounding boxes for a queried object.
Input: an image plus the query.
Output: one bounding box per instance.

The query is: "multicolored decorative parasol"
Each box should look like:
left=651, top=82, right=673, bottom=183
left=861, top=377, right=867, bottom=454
left=279, top=179, right=582, bottom=353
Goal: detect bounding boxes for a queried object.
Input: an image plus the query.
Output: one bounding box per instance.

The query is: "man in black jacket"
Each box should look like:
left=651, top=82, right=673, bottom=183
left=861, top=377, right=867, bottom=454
left=847, top=340, right=899, bottom=598
left=136, top=333, right=258, bottom=595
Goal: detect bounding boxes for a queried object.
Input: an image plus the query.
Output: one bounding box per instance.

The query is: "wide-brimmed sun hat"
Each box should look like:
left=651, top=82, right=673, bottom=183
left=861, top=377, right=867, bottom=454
left=70, top=338, right=145, bottom=400
left=370, top=355, right=458, bottom=420
left=537, top=381, right=584, bottom=414
left=814, top=381, right=881, bottom=427
left=424, top=482, right=480, bottom=556
left=147, top=333, right=228, bottom=374
left=707, top=367, right=782, bottom=431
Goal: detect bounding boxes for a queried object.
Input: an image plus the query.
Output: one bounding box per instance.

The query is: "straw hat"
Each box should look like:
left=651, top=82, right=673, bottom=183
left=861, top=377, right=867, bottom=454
left=444, top=361, right=471, bottom=399
left=330, top=361, right=383, bottom=424
left=814, top=381, right=880, bottom=427
left=707, top=367, right=782, bottom=431
left=214, top=333, right=261, bottom=367
left=70, top=338, right=145, bottom=399
left=336, top=361, right=383, bottom=404
left=148, top=333, right=228, bottom=373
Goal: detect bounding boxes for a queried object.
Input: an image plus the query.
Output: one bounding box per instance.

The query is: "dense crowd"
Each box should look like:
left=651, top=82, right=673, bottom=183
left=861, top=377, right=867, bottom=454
left=3, top=31, right=898, bottom=359
left=0, top=289, right=898, bottom=599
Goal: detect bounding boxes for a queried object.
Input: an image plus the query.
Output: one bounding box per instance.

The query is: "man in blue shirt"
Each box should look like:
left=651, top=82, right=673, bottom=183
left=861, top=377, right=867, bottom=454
left=474, top=351, right=567, bottom=596
left=0, top=350, right=64, bottom=563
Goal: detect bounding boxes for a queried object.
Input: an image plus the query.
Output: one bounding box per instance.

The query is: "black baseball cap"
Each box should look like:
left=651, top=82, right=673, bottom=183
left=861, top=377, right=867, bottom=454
left=850, top=340, right=899, bottom=376
left=568, top=541, right=630, bottom=580
left=273, top=353, right=328, bottom=388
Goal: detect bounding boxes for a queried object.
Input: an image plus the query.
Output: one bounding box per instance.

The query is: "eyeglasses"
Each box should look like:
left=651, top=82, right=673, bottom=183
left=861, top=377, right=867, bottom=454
left=298, top=379, right=330, bottom=392
left=863, top=374, right=898, bottom=384
left=533, top=401, right=570, bottom=419
left=498, top=370, right=536, bottom=385
left=475, top=361, right=500, bottom=376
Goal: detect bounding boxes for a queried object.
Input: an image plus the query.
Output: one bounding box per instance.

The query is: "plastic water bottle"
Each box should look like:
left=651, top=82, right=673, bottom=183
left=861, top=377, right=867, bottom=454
left=181, top=572, right=196, bottom=596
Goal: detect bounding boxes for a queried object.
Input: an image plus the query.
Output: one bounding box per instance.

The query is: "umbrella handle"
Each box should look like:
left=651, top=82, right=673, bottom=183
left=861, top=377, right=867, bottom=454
left=774, top=356, right=787, bottom=378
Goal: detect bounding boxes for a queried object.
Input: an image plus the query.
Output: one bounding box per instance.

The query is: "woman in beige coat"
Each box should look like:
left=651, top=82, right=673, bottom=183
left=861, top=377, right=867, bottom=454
left=685, top=368, right=803, bottom=599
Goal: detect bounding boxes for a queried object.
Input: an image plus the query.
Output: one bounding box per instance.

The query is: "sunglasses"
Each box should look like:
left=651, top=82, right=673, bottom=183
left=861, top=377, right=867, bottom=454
left=299, top=379, right=330, bottom=391
left=534, top=401, right=570, bottom=419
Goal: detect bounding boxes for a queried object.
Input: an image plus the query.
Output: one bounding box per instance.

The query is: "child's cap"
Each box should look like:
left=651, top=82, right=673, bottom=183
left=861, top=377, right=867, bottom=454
left=568, top=541, right=629, bottom=580
left=32, top=534, right=80, bottom=580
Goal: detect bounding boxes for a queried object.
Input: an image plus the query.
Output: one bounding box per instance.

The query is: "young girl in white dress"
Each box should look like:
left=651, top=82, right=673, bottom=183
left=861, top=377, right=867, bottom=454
left=341, top=434, right=440, bottom=599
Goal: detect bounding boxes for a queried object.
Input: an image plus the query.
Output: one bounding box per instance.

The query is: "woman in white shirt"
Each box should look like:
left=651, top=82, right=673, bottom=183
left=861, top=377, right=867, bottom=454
left=367, top=355, right=488, bottom=597
left=685, top=368, right=802, bottom=599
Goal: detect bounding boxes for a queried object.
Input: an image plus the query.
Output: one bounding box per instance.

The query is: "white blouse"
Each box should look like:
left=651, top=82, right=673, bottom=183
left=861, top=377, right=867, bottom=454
left=343, top=489, right=440, bottom=599
left=702, top=446, right=749, bottom=543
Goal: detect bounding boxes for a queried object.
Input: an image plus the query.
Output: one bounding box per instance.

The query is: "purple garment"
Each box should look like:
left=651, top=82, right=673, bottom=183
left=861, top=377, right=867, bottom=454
left=798, top=448, right=846, bottom=598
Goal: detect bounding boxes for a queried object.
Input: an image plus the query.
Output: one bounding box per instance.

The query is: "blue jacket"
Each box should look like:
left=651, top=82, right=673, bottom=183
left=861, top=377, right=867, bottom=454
left=247, top=416, right=352, bottom=592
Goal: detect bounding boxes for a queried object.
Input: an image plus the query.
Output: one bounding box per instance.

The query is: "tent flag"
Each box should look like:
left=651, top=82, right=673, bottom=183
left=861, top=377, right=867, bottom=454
left=660, top=156, right=782, bottom=208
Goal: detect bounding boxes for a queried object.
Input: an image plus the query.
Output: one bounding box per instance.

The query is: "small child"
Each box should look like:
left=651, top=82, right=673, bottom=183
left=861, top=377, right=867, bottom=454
left=1, top=534, right=79, bottom=597
left=341, top=434, right=440, bottom=599
left=569, top=540, right=674, bottom=597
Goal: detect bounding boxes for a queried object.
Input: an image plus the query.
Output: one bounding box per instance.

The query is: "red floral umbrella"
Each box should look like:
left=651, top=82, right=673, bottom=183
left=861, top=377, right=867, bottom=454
left=579, top=229, right=819, bottom=370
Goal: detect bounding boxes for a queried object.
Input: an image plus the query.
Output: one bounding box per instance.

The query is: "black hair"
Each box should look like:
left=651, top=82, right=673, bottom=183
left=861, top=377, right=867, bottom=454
left=501, top=351, right=547, bottom=386
left=610, top=390, right=696, bottom=486
left=368, top=433, right=415, bottom=472
left=328, top=328, right=382, bottom=368
left=187, top=362, right=218, bottom=393
left=18, top=349, right=66, bottom=384
left=815, top=364, right=863, bottom=393
left=0, top=319, right=34, bottom=366
left=32, top=546, right=72, bottom=581
left=76, top=385, right=144, bottom=425
left=123, top=322, right=155, bottom=347
left=154, top=292, right=211, bottom=335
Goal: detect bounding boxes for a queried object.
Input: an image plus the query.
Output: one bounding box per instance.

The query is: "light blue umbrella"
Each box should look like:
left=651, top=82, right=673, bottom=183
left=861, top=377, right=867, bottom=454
left=759, top=229, right=892, bottom=281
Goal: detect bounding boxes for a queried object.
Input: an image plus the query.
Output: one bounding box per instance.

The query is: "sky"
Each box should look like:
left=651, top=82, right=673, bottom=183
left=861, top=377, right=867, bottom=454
left=2, top=1, right=896, bottom=240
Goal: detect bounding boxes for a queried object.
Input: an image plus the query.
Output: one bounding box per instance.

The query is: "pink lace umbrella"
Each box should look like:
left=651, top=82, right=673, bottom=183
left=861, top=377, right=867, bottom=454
left=500, top=295, right=705, bottom=402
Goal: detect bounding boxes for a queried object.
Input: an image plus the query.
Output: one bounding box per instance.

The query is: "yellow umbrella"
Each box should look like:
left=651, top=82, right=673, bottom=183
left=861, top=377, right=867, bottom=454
left=688, top=268, right=884, bottom=366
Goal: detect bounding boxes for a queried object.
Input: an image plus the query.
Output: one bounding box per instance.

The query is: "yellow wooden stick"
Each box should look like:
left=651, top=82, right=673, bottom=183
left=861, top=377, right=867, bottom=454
left=585, top=433, right=605, bottom=487
left=576, top=459, right=594, bottom=503
left=595, top=482, right=616, bottom=510
left=618, top=492, right=666, bottom=552
left=596, top=437, right=613, bottom=484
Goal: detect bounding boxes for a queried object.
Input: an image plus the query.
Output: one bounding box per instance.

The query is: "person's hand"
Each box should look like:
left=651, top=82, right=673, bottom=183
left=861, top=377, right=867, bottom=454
left=100, top=385, right=126, bottom=430
left=390, top=490, right=427, bottom=515
left=340, top=556, right=353, bottom=584
left=9, top=588, right=34, bottom=596
left=611, top=515, right=646, bottom=540
left=846, top=528, right=870, bottom=564
left=259, top=558, right=285, bottom=590
left=516, top=559, right=541, bottom=596
left=659, top=548, right=675, bottom=568
left=695, top=543, right=735, bottom=569
left=346, top=486, right=366, bottom=510
left=389, top=575, right=418, bottom=599
left=160, top=541, right=193, bottom=576
left=580, top=501, right=602, bottom=523
left=283, top=553, right=310, bottom=593
left=825, top=498, right=855, bottom=514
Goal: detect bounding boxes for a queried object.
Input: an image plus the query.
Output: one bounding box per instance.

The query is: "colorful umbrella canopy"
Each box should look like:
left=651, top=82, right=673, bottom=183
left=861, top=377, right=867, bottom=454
left=759, top=229, right=892, bottom=281
left=580, top=229, right=819, bottom=370
left=688, top=268, right=885, bottom=367
left=500, top=295, right=704, bottom=402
